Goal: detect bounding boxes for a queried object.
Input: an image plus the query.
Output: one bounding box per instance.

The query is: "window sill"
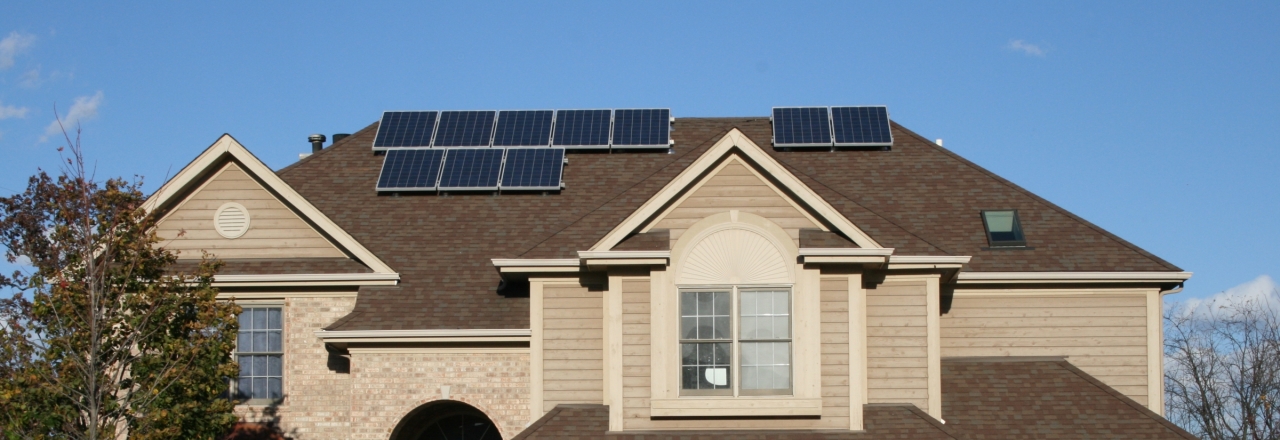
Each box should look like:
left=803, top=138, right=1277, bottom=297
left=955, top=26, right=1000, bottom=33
left=649, top=397, right=822, bottom=417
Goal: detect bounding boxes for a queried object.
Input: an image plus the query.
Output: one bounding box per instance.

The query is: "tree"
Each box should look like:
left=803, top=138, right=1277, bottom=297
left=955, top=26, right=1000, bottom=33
left=1165, top=288, right=1280, bottom=440
left=0, top=124, right=241, bottom=439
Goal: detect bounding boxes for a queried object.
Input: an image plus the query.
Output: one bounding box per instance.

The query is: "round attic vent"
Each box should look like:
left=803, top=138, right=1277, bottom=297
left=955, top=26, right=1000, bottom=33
left=214, top=202, right=251, bottom=239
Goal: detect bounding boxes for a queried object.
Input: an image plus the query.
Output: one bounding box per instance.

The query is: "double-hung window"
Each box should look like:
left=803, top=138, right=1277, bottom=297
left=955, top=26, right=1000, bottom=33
left=233, top=306, right=283, bottom=402
left=679, top=288, right=792, bottom=396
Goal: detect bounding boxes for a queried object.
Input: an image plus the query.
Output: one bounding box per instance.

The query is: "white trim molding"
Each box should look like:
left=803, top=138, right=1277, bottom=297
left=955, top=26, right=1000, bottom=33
left=316, top=328, right=531, bottom=344
left=956, top=271, right=1193, bottom=284
left=577, top=250, right=670, bottom=259
left=798, top=248, right=893, bottom=264
left=213, top=272, right=399, bottom=287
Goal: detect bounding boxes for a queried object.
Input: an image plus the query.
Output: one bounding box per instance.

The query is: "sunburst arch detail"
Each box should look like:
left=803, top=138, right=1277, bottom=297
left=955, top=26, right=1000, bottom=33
left=677, top=228, right=793, bottom=285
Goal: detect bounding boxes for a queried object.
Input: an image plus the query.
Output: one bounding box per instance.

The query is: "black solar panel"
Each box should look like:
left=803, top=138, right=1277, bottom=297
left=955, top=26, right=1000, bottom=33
left=375, top=149, right=445, bottom=191
left=373, top=111, right=438, bottom=149
left=552, top=109, right=612, bottom=148
left=771, top=107, right=832, bottom=147
left=612, top=109, right=670, bottom=148
left=438, top=148, right=504, bottom=190
left=501, top=148, right=565, bottom=190
left=433, top=111, right=497, bottom=147
left=493, top=110, right=554, bottom=147
left=831, top=106, right=892, bottom=146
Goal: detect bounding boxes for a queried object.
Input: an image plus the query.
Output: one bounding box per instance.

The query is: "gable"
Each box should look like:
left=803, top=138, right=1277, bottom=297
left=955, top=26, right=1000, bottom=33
left=643, top=156, right=824, bottom=248
left=594, top=128, right=881, bottom=252
left=156, top=162, right=345, bottom=259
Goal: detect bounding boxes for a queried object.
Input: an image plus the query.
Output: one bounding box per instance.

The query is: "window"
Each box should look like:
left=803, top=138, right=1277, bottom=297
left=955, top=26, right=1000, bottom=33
left=233, top=306, right=282, bottom=402
left=680, top=288, right=792, bottom=396
left=981, top=210, right=1026, bottom=247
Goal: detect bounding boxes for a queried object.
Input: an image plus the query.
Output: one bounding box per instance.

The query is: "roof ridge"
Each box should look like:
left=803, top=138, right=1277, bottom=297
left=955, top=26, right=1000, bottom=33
left=895, top=123, right=1182, bottom=271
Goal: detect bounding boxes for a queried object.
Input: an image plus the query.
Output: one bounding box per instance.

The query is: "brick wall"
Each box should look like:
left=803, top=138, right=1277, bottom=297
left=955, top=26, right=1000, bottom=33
left=349, top=352, right=530, bottom=440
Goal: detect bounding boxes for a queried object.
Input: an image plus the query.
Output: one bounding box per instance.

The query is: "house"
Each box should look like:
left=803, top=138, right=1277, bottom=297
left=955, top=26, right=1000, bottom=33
left=144, top=108, right=1198, bottom=439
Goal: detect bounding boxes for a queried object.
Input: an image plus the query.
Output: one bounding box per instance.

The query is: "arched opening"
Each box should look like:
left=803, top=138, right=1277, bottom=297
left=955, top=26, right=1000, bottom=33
left=389, top=400, right=501, bottom=440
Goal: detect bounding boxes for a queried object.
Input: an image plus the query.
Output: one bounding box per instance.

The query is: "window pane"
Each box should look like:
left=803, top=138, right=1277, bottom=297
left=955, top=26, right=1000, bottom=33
left=268, top=355, right=282, bottom=376
left=713, top=317, right=730, bottom=339
left=252, top=355, right=267, bottom=377
left=680, top=292, right=696, bottom=316
left=252, top=331, right=267, bottom=352
left=238, top=356, right=251, bottom=376
left=741, top=290, right=791, bottom=340
left=237, top=332, right=251, bottom=351
left=268, top=378, right=282, bottom=399
left=267, top=308, right=282, bottom=330
left=268, top=330, right=282, bottom=352
left=681, top=342, right=731, bottom=390
left=237, top=378, right=252, bottom=400
left=713, top=292, right=730, bottom=315
left=252, top=378, right=266, bottom=399
left=252, top=308, right=267, bottom=330
left=680, top=317, right=697, bottom=339
left=983, top=211, right=1015, bottom=232
left=740, top=342, right=791, bottom=390
left=238, top=310, right=249, bottom=330
left=697, top=292, right=714, bottom=316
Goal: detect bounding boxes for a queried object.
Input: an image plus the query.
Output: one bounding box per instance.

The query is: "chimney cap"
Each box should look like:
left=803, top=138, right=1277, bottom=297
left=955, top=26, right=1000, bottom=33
left=308, top=134, right=327, bottom=143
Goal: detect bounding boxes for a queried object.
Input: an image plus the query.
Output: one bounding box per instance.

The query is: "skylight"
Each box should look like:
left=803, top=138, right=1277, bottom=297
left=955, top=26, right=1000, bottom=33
left=981, top=210, right=1026, bottom=247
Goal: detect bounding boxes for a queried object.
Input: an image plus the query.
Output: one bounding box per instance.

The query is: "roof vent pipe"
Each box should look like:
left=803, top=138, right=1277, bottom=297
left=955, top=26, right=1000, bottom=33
left=308, top=134, right=327, bottom=153
left=332, top=133, right=350, bottom=144
left=935, top=139, right=943, bottom=146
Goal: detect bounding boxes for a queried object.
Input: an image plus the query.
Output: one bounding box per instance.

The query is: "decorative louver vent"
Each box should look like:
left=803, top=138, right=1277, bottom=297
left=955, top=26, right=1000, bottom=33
left=214, top=202, right=251, bottom=239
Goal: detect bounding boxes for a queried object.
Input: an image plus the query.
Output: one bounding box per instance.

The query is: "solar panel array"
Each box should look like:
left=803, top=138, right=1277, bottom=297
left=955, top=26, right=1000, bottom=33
left=376, top=147, right=567, bottom=192
left=373, top=109, right=671, bottom=150
left=772, top=106, right=893, bottom=148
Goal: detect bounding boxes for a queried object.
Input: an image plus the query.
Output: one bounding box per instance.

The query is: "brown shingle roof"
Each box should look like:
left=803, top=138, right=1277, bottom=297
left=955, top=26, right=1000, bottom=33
left=942, top=358, right=1197, bottom=439
left=509, top=358, right=1197, bottom=439
left=512, top=404, right=962, bottom=440
left=277, top=117, right=1179, bottom=331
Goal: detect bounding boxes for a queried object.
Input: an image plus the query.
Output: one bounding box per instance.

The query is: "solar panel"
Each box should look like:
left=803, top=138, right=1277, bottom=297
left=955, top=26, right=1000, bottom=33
left=771, top=107, right=832, bottom=147
left=612, top=109, right=671, bottom=148
left=375, top=149, right=445, bottom=191
left=493, top=110, right=554, bottom=147
left=433, top=111, right=497, bottom=147
left=501, top=148, right=565, bottom=190
left=438, top=148, right=505, bottom=190
left=831, top=106, right=893, bottom=147
left=373, top=111, right=438, bottom=150
left=552, top=109, right=612, bottom=148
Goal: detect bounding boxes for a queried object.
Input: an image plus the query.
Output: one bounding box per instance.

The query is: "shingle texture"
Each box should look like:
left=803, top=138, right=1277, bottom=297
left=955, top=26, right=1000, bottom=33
left=512, top=404, right=962, bottom=440
left=509, top=359, right=1199, bottom=439
left=171, top=258, right=371, bottom=275
left=941, top=359, right=1198, bottom=439
left=274, top=118, right=1180, bottom=331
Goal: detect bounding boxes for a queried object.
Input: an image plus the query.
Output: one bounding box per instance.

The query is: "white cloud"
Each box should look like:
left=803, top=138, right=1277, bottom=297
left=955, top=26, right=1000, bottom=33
left=0, top=31, right=36, bottom=70
left=42, top=91, right=104, bottom=141
left=19, top=67, right=41, bottom=88
left=1007, top=39, right=1047, bottom=57
left=0, top=101, right=28, bottom=119
left=1172, top=275, right=1280, bottom=319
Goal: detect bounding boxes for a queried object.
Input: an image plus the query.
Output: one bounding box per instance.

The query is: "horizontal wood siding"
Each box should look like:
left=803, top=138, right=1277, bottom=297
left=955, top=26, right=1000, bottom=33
left=651, top=159, right=819, bottom=247
left=156, top=163, right=344, bottom=259
left=542, top=283, right=604, bottom=408
left=941, top=293, right=1150, bottom=405
left=865, top=282, right=929, bottom=409
left=819, top=277, right=851, bottom=429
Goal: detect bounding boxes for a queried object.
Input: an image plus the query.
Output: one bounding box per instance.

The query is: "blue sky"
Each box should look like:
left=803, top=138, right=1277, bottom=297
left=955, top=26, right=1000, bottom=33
left=0, top=1, right=1276, bottom=302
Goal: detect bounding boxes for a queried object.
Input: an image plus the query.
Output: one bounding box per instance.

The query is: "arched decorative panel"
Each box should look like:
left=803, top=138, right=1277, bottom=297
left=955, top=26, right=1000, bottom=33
left=677, top=227, right=793, bottom=285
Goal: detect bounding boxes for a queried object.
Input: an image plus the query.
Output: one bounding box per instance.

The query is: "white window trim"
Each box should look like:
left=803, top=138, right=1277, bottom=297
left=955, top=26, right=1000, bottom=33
left=677, top=286, right=795, bottom=397
left=231, top=300, right=284, bottom=406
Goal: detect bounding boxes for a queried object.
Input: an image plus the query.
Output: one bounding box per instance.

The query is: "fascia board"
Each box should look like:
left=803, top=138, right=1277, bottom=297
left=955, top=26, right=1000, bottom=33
left=889, top=255, right=972, bottom=264
left=956, top=271, right=1194, bottom=284
left=316, top=328, right=532, bottom=340
left=577, top=251, right=671, bottom=259
left=491, top=259, right=579, bottom=267
left=798, top=248, right=895, bottom=257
